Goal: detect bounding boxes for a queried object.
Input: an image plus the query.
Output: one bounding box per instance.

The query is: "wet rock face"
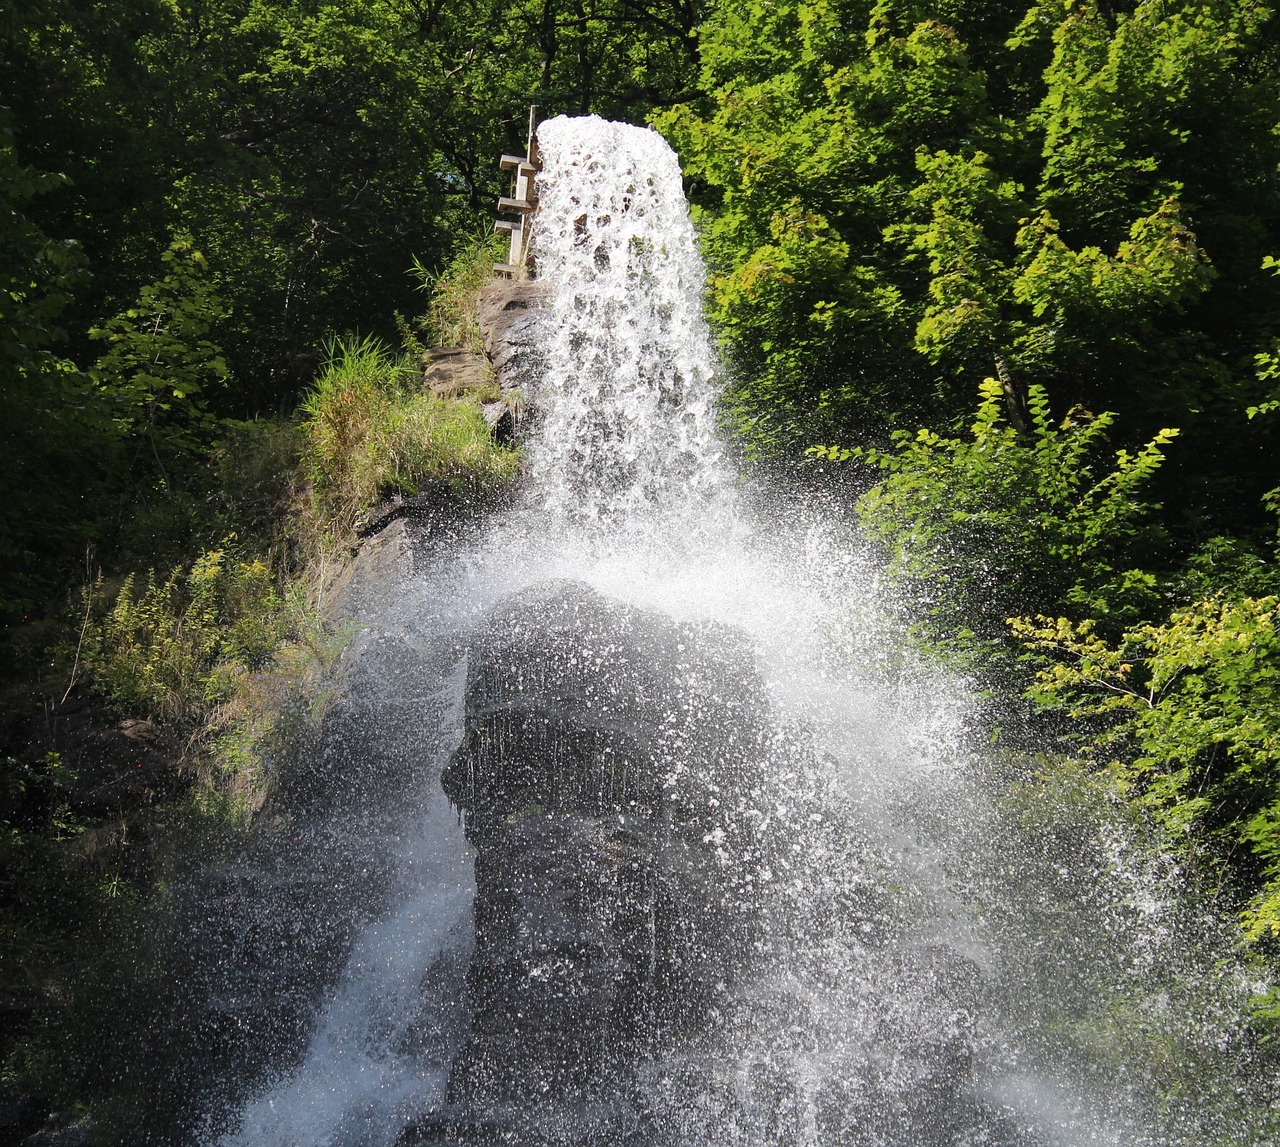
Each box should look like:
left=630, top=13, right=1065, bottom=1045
left=411, top=580, right=1015, bottom=1147
left=143, top=555, right=471, bottom=1143
left=424, top=580, right=774, bottom=1144
left=443, top=580, right=769, bottom=828
left=475, top=280, right=549, bottom=412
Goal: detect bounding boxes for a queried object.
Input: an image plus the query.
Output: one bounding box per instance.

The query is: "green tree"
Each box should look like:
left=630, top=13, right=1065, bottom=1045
left=2, top=0, right=708, bottom=416
left=89, top=239, right=229, bottom=482
left=0, top=113, right=115, bottom=622
left=659, top=0, right=1280, bottom=530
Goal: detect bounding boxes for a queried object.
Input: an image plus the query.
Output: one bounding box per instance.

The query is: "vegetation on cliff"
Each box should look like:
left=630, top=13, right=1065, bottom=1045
left=0, top=233, right=516, bottom=1118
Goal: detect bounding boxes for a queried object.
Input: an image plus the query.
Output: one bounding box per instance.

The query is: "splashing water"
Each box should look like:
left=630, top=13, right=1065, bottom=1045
left=205, top=116, right=1277, bottom=1146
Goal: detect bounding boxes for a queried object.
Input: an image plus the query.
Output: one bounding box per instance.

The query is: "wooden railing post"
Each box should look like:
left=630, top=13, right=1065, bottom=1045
left=494, top=106, right=541, bottom=278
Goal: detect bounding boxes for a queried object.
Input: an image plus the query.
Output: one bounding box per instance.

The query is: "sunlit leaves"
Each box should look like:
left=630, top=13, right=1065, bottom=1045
left=89, top=238, right=229, bottom=475
left=1013, top=596, right=1280, bottom=941
left=660, top=0, right=1280, bottom=481
left=853, top=377, right=1178, bottom=644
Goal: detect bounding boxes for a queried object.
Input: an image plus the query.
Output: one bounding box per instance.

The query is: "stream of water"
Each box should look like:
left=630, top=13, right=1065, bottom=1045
left=205, top=116, right=1277, bottom=1146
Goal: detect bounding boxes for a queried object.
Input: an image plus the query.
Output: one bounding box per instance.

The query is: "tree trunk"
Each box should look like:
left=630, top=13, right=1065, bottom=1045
left=994, top=354, right=1031, bottom=436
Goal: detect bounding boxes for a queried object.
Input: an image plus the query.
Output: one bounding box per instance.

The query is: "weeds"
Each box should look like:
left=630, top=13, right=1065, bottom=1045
left=412, top=231, right=506, bottom=353
left=83, top=547, right=288, bottom=726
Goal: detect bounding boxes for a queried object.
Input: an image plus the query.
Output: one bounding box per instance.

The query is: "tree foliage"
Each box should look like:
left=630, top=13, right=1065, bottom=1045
left=1012, top=597, right=1280, bottom=942
left=659, top=0, right=1280, bottom=525
left=89, top=240, right=230, bottom=479
left=1, top=0, right=704, bottom=409
left=828, top=378, right=1176, bottom=651
left=662, top=2, right=1280, bottom=947
left=0, top=112, right=115, bottom=618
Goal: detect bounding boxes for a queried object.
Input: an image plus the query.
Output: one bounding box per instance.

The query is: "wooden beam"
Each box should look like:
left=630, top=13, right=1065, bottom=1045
left=493, top=105, right=543, bottom=279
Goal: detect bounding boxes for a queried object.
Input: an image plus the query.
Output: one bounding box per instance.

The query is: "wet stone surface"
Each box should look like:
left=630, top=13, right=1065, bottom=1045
left=416, top=580, right=774, bottom=1144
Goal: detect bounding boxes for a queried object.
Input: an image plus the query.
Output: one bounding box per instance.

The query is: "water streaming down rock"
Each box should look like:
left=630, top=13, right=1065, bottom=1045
left=524, top=118, right=729, bottom=521
left=204, top=116, right=1277, bottom=1146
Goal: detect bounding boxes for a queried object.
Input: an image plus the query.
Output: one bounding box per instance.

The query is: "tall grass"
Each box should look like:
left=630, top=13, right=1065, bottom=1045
left=412, top=232, right=506, bottom=353
left=300, top=334, right=520, bottom=539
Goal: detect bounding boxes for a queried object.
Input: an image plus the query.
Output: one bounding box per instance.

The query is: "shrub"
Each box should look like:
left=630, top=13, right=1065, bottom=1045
left=81, top=546, right=296, bottom=729
left=821, top=378, right=1178, bottom=655
left=75, top=539, right=344, bottom=818
left=1012, top=597, right=1280, bottom=943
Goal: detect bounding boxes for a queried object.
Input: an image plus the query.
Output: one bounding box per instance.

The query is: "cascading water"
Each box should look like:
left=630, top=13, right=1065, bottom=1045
left=526, top=118, right=727, bottom=520
left=202, top=116, right=1277, bottom=1146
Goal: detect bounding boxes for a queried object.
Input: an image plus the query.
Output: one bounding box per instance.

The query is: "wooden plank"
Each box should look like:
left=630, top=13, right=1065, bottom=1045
left=527, top=105, right=540, bottom=168
left=492, top=106, right=541, bottom=280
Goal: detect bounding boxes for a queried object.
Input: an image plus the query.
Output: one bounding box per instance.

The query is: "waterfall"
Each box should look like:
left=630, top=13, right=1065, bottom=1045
left=526, top=116, right=727, bottom=520
left=203, top=117, right=1275, bottom=1147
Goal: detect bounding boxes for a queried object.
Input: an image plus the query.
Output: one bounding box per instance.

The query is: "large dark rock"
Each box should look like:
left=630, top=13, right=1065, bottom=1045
left=442, top=580, right=769, bottom=828
left=417, top=580, right=775, bottom=1145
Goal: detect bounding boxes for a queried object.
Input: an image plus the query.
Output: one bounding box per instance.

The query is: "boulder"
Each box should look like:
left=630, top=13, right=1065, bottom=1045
left=424, top=347, right=495, bottom=401
left=442, top=580, right=769, bottom=832
left=424, top=580, right=774, bottom=1144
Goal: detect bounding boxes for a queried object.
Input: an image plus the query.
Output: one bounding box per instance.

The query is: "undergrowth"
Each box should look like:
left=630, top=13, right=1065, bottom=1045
left=77, top=540, right=345, bottom=819
left=410, top=231, right=506, bottom=353
left=300, top=334, right=520, bottom=543
left=2, top=238, right=519, bottom=1125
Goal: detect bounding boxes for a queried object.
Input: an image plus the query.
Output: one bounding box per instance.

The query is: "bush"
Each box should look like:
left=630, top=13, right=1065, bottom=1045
left=81, top=546, right=296, bottom=729
left=1012, top=597, right=1280, bottom=944
left=823, top=379, right=1178, bottom=656
left=74, top=539, right=344, bottom=819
